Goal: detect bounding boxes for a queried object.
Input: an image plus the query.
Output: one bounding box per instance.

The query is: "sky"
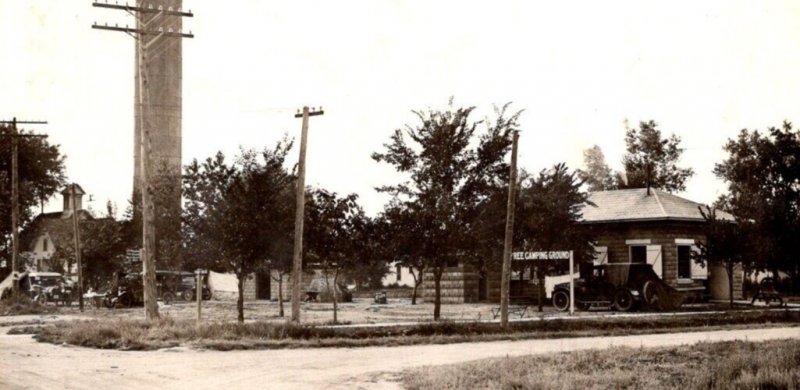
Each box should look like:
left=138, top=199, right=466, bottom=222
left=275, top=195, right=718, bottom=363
left=2, top=1, right=800, bottom=218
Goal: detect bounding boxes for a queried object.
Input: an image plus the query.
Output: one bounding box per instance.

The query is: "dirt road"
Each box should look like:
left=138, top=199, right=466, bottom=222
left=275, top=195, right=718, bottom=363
left=1, top=327, right=797, bottom=389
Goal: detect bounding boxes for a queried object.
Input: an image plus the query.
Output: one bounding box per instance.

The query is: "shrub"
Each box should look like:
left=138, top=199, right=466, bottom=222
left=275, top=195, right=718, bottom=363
left=0, top=294, right=57, bottom=316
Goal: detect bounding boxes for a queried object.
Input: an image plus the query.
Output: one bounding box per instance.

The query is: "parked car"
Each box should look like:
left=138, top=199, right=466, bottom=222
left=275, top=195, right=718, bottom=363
left=104, top=270, right=187, bottom=308
left=551, top=263, right=684, bottom=312
left=179, top=272, right=211, bottom=302
left=18, top=272, right=76, bottom=306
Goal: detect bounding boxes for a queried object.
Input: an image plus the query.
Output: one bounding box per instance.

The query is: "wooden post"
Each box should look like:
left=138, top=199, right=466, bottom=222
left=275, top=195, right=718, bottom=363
left=291, top=106, right=324, bottom=323
left=2, top=118, right=47, bottom=297
left=70, top=184, right=85, bottom=312
left=569, top=250, right=575, bottom=315
left=196, top=269, right=202, bottom=324
left=10, top=119, right=19, bottom=298
left=499, top=130, right=519, bottom=327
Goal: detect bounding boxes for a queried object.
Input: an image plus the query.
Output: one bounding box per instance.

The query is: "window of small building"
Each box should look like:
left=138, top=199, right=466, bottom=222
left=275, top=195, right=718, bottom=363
left=396, top=264, right=402, bottom=281
left=630, top=245, right=647, bottom=263
left=42, top=238, right=48, bottom=252
left=677, top=245, right=692, bottom=279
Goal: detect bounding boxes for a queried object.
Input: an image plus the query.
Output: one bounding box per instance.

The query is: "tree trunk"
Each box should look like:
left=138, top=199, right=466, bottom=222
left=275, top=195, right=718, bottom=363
left=410, top=267, right=422, bottom=305
left=237, top=271, right=245, bottom=323
left=727, top=263, right=734, bottom=308
left=433, top=268, right=443, bottom=321
left=537, top=265, right=544, bottom=312
left=332, top=270, right=339, bottom=324
left=278, top=273, right=284, bottom=317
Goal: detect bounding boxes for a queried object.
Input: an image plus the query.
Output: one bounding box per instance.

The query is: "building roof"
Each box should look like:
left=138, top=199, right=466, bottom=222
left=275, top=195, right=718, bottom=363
left=21, top=211, right=114, bottom=252
left=581, top=188, right=735, bottom=224
left=61, top=183, right=86, bottom=196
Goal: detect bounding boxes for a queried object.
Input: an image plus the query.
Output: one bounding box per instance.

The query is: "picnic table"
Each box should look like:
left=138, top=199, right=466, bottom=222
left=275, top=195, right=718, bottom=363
left=491, top=305, right=528, bottom=319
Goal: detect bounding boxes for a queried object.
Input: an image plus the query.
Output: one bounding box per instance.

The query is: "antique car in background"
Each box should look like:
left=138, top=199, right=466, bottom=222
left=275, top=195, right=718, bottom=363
left=551, top=263, right=684, bottom=312
left=105, top=270, right=188, bottom=308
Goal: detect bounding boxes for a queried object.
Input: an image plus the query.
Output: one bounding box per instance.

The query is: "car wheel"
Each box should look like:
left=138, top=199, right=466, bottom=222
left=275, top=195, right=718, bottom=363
left=162, top=292, right=175, bottom=305
left=614, top=289, right=635, bottom=312
left=183, top=289, right=195, bottom=302
left=552, top=290, right=570, bottom=312
left=119, top=294, right=132, bottom=308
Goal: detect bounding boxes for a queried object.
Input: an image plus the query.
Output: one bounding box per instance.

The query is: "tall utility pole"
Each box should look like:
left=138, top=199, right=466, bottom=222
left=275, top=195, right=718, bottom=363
left=291, top=106, right=324, bottom=323
left=0, top=118, right=47, bottom=297
left=499, top=130, right=519, bottom=327
left=92, top=1, right=194, bottom=320
left=69, top=184, right=84, bottom=312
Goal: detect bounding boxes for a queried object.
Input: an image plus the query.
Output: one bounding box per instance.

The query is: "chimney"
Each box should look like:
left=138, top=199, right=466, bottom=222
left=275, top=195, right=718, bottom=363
left=61, top=183, right=85, bottom=218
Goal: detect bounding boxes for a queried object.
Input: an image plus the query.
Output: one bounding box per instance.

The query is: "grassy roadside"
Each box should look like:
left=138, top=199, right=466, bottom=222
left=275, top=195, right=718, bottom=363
left=0, top=296, right=56, bottom=316
left=401, top=339, right=800, bottom=389
left=20, top=309, right=799, bottom=351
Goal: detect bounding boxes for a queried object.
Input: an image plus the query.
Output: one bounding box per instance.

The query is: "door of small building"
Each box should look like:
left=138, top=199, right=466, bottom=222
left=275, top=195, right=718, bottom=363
left=256, top=272, right=271, bottom=300
left=478, top=272, right=488, bottom=301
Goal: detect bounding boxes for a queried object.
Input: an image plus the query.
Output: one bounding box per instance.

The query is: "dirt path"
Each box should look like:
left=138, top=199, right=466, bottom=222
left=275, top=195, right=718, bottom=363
left=1, top=327, right=798, bottom=390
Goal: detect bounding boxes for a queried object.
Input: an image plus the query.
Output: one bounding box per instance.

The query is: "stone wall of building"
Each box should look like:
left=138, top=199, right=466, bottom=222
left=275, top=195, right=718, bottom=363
left=421, top=265, right=481, bottom=304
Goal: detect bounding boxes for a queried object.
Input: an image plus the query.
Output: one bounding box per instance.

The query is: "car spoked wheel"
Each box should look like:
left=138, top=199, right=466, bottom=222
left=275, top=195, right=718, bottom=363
left=552, top=290, right=570, bottom=312
left=614, top=289, right=634, bottom=312
left=162, top=292, right=175, bottom=305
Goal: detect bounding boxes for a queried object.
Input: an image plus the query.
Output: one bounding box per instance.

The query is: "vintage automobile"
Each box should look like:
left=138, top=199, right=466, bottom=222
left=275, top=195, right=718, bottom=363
left=105, top=270, right=187, bottom=308
left=551, top=263, right=684, bottom=312
left=3, top=272, right=77, bottom=306
left=179, top=272, right=211, bottom=302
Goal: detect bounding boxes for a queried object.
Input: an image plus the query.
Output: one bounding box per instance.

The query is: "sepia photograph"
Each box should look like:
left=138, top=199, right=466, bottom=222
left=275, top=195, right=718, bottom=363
left=1, top=1, right=799, bottom=389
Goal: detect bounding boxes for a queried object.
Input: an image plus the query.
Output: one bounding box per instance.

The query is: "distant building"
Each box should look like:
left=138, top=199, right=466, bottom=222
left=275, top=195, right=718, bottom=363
left=382, top=261, right=415, bottom=287
left=20, top=184, right=115, bottom=276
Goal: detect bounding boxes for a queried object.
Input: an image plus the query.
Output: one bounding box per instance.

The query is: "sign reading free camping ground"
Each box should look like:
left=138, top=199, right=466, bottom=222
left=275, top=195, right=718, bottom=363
left=511, top=250, right=576, bottom=315
left=512, top=251, right=571, bottom=260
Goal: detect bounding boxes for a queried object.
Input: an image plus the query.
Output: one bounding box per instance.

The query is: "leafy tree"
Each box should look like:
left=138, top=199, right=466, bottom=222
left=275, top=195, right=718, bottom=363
left=267, top=233, right=293, bottom=317
left=124, top=162, right=183, bottom=271
left=578, top=145, right=617, bottom=191
left=714, top=122, right=800, bottom=289
left=377, top=201, right=426, bottom=304
left=304, top=189, right=365, bottom=324
left=619, top=120, right=694, bottom=192
left=693, top=207, right=753, bottom=307
left=183, top=140, right=295, bottom=322
left=373, top=102, right=521, bottom=320
left=515, top=163, right=595, bottom=311
left=53, top=203, right=126, bottom=291
left=0, top=125, right=67, bottom=276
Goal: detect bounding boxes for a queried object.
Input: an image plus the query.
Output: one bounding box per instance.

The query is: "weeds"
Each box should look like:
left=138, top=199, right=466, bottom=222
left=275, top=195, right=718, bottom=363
left=29, top=309, right=800, bottom=351
left=402, top=339, right=800, bottom=390
left=0, top=295, right=57, bottom=316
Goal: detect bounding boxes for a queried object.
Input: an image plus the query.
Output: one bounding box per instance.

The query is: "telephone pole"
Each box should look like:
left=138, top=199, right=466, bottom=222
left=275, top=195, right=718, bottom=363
left=499, top=130, right=519, bottom=327
left=92, top=1, right=194, bottom=320
left=291, top=106, right=324, bottom=323
left=69, top=184, right=85, bottom=312
left=0, top=118, right=47, bottom=298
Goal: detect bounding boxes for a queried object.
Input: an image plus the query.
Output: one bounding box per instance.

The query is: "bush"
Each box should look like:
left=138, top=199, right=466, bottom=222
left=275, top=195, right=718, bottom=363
left=32, top=309, right=800, bottom=351
left=0, top=294, right=57, bottom=316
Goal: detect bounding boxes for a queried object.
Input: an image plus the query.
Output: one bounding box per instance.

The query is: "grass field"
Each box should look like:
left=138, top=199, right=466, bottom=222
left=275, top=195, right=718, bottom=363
left=401, top=339, right=800, bottom=389
left=24, top=309, right=800, bottom=351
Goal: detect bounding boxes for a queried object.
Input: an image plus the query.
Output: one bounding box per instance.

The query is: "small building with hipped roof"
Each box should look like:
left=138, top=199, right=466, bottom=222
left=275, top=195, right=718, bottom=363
left=582, top=188, right=742, bottom=301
